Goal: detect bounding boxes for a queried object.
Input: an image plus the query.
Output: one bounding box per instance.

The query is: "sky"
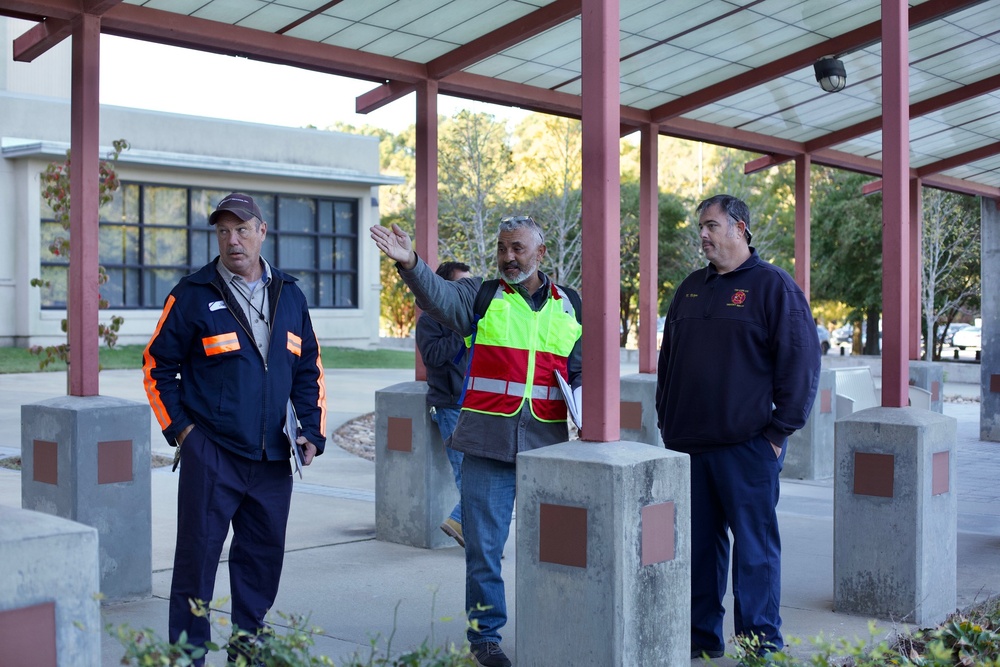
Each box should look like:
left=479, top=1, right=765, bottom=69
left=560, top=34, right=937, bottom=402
left=99, top=36, right=531, bottom=134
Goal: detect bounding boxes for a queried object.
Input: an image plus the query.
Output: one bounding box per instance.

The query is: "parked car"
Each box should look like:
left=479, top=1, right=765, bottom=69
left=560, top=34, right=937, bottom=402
left=951, top=325, right=981, bottom=350
left=943, top=322, right=972, bottom=346
left=831, top=324, right=855, bottom=347
left=816, top=325, right=830, bottom=354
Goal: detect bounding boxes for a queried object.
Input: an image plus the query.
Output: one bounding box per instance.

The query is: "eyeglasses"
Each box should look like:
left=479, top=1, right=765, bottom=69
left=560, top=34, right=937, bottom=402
left=500, top=215, right=537, bottom=225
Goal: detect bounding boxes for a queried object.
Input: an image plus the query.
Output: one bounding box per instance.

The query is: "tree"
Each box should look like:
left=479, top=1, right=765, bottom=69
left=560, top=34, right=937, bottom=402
left=810, top=168, right=884, bottom=355
left=29, top=139, right=130, bottom=369
left=702, top=148, right=795, bottom=271
left=619, top=180, right=691, bottom=345
left=436, top=111, right=515, bottom=278
left=512, top=115, right=583, bottom=288
left=921, top=188, right=981, bottom=359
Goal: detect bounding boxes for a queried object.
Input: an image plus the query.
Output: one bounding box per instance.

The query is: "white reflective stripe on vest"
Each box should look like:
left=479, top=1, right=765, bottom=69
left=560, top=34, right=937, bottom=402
left=470, top=376, right=560, bottom=400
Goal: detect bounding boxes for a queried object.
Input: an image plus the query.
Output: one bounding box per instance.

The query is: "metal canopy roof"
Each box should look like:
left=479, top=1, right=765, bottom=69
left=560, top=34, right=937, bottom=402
left=5, top=0, right=1000, bottom=198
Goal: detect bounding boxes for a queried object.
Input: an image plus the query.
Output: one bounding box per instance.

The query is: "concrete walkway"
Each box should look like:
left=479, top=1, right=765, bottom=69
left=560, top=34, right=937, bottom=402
left=0, top=363, right=997, bottom=666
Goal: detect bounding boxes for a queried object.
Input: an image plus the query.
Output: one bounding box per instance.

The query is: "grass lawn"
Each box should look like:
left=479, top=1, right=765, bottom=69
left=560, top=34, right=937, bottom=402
left=0, top=343, right=415, bottom=373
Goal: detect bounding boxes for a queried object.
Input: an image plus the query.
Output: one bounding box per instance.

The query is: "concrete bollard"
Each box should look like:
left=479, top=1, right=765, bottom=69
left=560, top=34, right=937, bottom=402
left=21, top=396, right=152, bottom=602
left=834, top=407, right=957, bottom=625
left=516, top=440, right=690, bottom=666
left=908, top=360, right=944, bottom=413
left=374, top=381, right=460, bottom=548
left=0, top=506, right=101, bottom=666
left=619, top=373, right=659, bottom=446
left=783, top=368, right=836, bottom=480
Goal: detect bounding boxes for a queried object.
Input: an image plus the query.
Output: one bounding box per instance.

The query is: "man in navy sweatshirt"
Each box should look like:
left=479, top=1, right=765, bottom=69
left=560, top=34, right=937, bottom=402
left=655, top=194, right=821, bottom=660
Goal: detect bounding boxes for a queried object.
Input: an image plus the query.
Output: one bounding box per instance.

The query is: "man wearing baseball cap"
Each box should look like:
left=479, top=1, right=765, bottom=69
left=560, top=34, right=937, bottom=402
left=143, top=192, right=327, bottom=664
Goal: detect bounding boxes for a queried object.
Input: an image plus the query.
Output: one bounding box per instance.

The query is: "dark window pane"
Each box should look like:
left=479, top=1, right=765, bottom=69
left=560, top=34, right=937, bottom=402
left=191, top=229, right=215, bottom=267
left=278, top=197, right=314, bottom=233
left=319, top=273, right=333, bottom=307
left=319, top=201, right=334, bottom=234
left=40, top=222, right=69, bottom=265
left=261, top=235, right=276, bottom=266
left=334, top=201, right=355, bottom=235
left=99, top=225, right=139, bottom=265
left=334, top=237, right=355, bottom=271
left=143, top=227, right=187, bottom=266
left=144, top=187, right=188, bottom=226
left=295, top=273, right=316, bottom=306
left=101, top=268, right=125, bottom=308
left=279, top=235, right=315, bottom=270
left=145, top=269, right=186, bottom=306
left=335, top=274, right=355, bottom=307
left=39, top=265, right=66, bottom=307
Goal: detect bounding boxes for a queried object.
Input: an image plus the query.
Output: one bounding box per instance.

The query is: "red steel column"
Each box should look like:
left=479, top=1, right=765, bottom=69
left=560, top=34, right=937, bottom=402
left=910, top=177, right=923, bottom=360
left=580, top=0, right=620, bottom=440
left=638, top=123, right=659, bottom=374
left=881, top=0, right=910, bottom=407
left=413, top=80, right=439, bottom=382
left=794, top=154, right=811, bottom=298
left=68, top=14, right=101, bottom=397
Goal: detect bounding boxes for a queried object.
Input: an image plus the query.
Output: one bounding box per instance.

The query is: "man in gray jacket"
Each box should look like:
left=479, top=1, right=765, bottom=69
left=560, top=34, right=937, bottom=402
left=371, top=217, right=582, bottom=667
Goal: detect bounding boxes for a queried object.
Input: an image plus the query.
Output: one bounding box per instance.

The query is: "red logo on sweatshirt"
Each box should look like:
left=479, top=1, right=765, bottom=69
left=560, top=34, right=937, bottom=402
left=731, top=290, right=747, bottom=306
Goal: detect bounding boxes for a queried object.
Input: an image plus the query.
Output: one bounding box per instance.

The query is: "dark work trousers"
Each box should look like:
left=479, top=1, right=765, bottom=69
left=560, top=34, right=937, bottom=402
left=168, top=426, right=293, bottom=661
left=689, top=433, right=785, bottom=654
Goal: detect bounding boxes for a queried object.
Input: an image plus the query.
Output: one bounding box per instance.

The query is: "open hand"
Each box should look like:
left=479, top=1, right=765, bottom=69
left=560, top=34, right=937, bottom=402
left=370, top=223, right=416, bottom=269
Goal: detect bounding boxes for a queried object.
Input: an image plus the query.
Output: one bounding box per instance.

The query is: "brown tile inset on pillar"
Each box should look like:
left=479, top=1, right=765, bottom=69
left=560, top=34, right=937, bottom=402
left=33, top=440, right=58, bottom=485
left=820, top=388, right=832, bottom=414
left=539, top=502, right=587, bottom=568
left=931, top=381, right=940, bottom=402
left=853, top=452, right=894, bottom=498
left=991, top=375, right=1000, bottom=394
left=0, top=601, right=57, bottom=667
left=386, top=417, right=412, bottom=452
left=641, top=501, right=675, bottom=566
left=620, top=401, right=643, bottom=431
left=932, top=450, right=950, bottom=496
left=98, top=439, right=133, bottom=484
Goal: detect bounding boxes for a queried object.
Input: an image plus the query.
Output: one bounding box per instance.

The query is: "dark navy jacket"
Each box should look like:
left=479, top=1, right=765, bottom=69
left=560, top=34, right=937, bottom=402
left=415, top=312, right=466, bottom=409
left=143, top=259, right=327, bottom=460
left=655, top=249, right=820, bottom=453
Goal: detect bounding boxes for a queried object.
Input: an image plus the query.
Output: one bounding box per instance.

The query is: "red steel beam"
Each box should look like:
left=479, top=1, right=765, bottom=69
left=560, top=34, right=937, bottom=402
left=579, top=0, right=620, bottom=441
left=917, top=141, right=1000, bottom=177
left=12, top=0, right=122, bottom=61
left=881, top=0, right=910, bottom=409
left=68, top=11, right=102, bottom=396
left=638, top=123, right=659, bottom=374
left=12, top=16, right=70, bottom=61
left=100, top=2, right=426, bottom=83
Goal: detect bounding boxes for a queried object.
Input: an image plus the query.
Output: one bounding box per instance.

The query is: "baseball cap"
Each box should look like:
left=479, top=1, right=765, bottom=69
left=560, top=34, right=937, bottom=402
left=209, top=193, right=263, bottom=225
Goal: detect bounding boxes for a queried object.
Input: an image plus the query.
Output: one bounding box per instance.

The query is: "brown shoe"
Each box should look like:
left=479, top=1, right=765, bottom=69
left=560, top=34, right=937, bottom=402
left=440, top=518, right=464, bottom=547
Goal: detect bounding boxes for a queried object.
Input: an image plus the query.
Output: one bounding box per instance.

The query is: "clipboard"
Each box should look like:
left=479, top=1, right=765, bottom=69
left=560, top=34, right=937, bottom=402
left=554, top=370, right=582, bottom=430
left=285, top=399, right=305, bottom=479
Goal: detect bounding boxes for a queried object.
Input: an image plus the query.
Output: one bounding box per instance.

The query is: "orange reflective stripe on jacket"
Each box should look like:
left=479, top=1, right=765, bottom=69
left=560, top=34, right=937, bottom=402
left=462, top=282, right=581, bottom=422
left=142, top=295, right=175, bottom=431
left=202, top=332, right=240, bottom=356
left=287, top=331, right=302, bottom=356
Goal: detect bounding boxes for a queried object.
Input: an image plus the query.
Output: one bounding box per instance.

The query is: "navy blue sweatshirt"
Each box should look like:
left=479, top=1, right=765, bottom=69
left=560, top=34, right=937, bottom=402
left=655, top=249, right=821, bottom=453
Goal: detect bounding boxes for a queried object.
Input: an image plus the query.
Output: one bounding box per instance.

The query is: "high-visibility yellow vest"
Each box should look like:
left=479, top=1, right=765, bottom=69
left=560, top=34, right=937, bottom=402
left=462, top=281, right=581, bottom=422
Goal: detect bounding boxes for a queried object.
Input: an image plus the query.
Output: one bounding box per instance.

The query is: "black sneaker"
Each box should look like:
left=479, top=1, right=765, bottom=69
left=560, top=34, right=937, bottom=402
left=691, top=647, right=725, bottom=659
left=470, top=641, right=512, bottom=667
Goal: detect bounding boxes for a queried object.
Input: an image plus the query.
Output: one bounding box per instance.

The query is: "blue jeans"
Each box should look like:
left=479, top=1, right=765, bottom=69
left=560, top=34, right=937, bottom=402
left=461, top=453, right=516, bottom=645
left=690, top=433, right=786, bottom=653
left=432, top=406, right=463, bottom=523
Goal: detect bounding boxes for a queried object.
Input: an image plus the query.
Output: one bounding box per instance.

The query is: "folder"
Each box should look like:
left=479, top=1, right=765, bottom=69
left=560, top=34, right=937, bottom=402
left=285, top=399, right=305, bottom=479
left=554, top=370, right=582, bottom=430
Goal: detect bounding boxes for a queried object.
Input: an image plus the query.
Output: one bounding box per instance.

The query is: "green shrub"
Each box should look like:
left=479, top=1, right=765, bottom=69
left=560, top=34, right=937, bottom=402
left=109, top=598, right=473, bottom=667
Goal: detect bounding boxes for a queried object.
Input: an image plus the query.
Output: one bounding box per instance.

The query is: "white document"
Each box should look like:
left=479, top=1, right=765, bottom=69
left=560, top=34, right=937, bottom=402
left=285, top=399, right=304, bottom=479
left=554, top=370, right=582, bottom=430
